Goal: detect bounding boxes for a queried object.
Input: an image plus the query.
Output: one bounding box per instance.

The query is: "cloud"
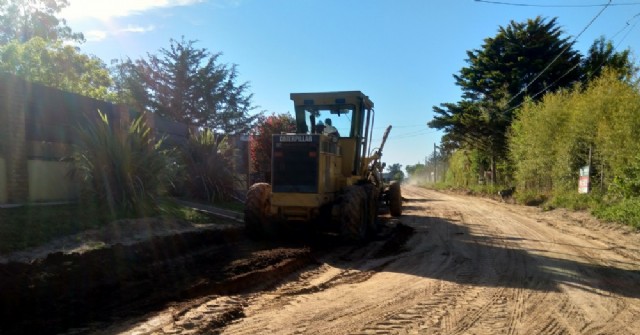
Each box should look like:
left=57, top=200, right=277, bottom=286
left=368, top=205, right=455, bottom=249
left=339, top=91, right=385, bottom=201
left=62, top=0, right=205, bottom=20
left=85, top=30, right=108, bottom=42
left=118, top=25, right=156, bottom=34
left=84, top=25, right=156, bottom=42
left=211, top=0, right=242, bottom=9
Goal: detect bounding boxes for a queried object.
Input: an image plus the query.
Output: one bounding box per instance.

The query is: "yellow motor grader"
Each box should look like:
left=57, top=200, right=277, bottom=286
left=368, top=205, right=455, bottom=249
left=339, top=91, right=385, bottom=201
left=245, top=91, right=401, bottom=241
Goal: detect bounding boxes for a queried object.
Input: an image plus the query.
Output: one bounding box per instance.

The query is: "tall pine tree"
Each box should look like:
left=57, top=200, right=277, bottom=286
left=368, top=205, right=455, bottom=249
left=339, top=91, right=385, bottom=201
left=429, top=17, right=581, bottom=182
left=114, top=37, right=256, bottom=135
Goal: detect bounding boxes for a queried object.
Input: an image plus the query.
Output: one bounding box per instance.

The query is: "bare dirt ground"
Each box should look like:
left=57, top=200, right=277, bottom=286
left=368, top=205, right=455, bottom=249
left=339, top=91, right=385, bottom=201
left=3, top=186, right=640, bottom=335
left=212, top=186, right=640, bottom=335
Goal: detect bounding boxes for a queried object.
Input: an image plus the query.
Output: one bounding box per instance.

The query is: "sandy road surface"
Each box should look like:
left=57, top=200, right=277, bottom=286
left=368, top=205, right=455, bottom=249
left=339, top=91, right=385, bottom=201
left=101, top=186, right=640, bottom=335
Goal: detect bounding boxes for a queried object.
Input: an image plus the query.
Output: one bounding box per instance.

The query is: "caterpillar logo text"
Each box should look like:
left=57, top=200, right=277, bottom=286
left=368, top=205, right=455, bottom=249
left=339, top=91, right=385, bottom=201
left=279, top=135, right=313, bottom=142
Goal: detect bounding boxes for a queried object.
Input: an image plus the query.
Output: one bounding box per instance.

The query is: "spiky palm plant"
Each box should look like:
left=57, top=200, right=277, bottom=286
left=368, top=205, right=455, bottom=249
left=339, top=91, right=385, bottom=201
left=178, top=129, right=236, bottom=202
left=72, top=110, right=174, bottom=219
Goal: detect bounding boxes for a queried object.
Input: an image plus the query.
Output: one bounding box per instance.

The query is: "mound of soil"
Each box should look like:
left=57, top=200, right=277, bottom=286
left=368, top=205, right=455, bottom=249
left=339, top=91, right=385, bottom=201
left=0, top=220, right=312, bottom=335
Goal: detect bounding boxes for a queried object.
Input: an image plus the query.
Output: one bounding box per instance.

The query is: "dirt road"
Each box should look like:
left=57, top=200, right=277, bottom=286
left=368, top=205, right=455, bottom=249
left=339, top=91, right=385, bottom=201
left=85, top=185, right=638, bottom=335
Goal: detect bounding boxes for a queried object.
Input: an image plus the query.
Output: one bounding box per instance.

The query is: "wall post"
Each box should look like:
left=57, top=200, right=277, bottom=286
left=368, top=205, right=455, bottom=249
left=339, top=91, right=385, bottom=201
left=0, top=75, right=29, bottom=203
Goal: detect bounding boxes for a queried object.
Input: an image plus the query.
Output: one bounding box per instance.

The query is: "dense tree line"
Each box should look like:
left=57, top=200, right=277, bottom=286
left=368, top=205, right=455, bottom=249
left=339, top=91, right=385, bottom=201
left=0, top=37, right=113, bottom=100
left=511, top=70, right=640, bottom=194
left=0, top=0, right=111, bottom=99
left=509, top=69, right=640, bottom=226
left=386, top=163, right=405, bottom=182
left=0, top=0, right=83, bottom=44
left=429, top=17, right=634, bottom=184
left=428, top=16, right=639, bottom=226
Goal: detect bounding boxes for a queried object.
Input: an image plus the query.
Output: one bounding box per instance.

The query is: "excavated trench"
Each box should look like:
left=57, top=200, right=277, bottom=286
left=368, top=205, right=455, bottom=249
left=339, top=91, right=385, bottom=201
left=0, top=220, right=412, bottom=335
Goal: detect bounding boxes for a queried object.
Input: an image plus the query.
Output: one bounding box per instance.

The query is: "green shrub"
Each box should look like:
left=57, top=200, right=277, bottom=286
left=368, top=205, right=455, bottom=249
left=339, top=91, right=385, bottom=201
left=593, top=198, right=640, bottom=229
left=516, top=189, right=548, bottom=207
left=175, top=129, right=236, bottom=202
left=446, top=149, right=476, bottom=188
left=607, top=152, right=640, bottom=200
left=72, top=110, right=175, bottom=219
left=547, top=191, right=600, bottom=211
left=468, top=184, right=502, bottom=197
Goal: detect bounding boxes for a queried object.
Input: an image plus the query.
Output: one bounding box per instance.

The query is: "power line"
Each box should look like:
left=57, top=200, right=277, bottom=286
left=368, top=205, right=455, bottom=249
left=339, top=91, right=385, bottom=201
left=616, top=13, right=640, bottom=46
left=373, top=124, right=425, bottom=129
left=505, top=10, right=640, bottom=113
left=608, top=12, right=640, bottom=41
left=581, top=11, right=639, bottom=81
left=475, top=0, right=640, bottom=7
left=393, top=127, right=435, bottom=136
left=372, top=128, right=441, bottom=143
left=504, top=0, right=612, bottom=108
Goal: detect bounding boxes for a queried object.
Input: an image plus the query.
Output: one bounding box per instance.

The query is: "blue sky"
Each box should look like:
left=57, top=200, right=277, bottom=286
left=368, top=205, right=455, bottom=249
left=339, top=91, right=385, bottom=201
left=62, top=0, right=640, bottom=172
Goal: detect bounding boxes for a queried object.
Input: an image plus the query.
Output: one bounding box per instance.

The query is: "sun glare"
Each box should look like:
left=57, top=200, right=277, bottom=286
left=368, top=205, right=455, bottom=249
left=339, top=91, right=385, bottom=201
left=61, top=0, right=203, bottom=21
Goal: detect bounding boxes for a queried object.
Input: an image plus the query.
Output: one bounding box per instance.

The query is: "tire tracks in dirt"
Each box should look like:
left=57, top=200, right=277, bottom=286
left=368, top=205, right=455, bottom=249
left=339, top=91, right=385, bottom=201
left=344, top=186, right=638, bottom=335
left=81, top=186, right=639, bottom=335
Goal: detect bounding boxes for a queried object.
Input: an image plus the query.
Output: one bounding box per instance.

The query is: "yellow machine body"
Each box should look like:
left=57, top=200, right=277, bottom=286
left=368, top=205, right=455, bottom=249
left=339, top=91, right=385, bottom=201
left=269, top=91, right=374, bottom=222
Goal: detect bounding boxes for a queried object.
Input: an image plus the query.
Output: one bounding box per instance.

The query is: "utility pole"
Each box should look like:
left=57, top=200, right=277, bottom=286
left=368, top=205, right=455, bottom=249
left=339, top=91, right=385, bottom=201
left=433, top=143, right=437, bottom=183
left=586, top=144, right=604, bottom=192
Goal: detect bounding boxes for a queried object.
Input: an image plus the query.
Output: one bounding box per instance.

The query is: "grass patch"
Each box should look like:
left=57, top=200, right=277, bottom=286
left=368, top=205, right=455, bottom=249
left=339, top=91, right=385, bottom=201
left=0, top=203, right=105, bottom=254
left=417, top=181, right=508, bottom=198
left=171, top=197, right=244, bottom=214
left=545, top=192, right=600, bottom=211
left=593, top=198, right=640, bottom=229
left=178, top=208, right=220, bottom=224
left=159, top=201, right=222, bottom=224
left=414, top=180, right=640, bottom=230
left=0, top=199, right=228, bottom=255
left=467, top=184, right=503, bottom=197
left=515, top=189, right=548, bottom=207
left=213, top=200, right=244, bottom=212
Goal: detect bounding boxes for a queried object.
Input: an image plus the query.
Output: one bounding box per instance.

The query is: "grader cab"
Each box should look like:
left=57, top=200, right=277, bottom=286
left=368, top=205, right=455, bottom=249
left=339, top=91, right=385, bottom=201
left=245, top=91, right=402, bottom=241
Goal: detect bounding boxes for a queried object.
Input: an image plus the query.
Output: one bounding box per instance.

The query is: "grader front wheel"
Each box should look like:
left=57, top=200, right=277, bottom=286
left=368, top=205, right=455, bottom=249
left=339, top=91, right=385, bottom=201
left=389, top=181, right=402, bottom=217
left=340, top=186, right=368, bottom=242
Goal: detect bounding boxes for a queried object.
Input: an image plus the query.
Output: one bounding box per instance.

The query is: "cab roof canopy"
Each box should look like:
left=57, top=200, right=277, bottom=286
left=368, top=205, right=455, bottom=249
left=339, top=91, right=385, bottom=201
left=290, top=91, right=374, bottom=109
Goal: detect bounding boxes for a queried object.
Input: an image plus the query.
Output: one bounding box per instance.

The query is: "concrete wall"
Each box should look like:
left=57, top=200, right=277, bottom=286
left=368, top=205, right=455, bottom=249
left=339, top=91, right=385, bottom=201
left=27, top=160, right=78, bottom=202
left=0, top=74, right=249, bottom=205
left=0, top=74, right=28, bottom=203
left=0, top=157, right=7, bottom=203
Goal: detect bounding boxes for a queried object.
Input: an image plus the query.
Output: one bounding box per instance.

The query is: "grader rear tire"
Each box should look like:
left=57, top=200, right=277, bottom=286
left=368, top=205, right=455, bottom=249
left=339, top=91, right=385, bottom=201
left=245, top=183, right=272, bottom=237
left=389, top=181, right=402, bottom=217
left=340, top=185, right=368, bottom=242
